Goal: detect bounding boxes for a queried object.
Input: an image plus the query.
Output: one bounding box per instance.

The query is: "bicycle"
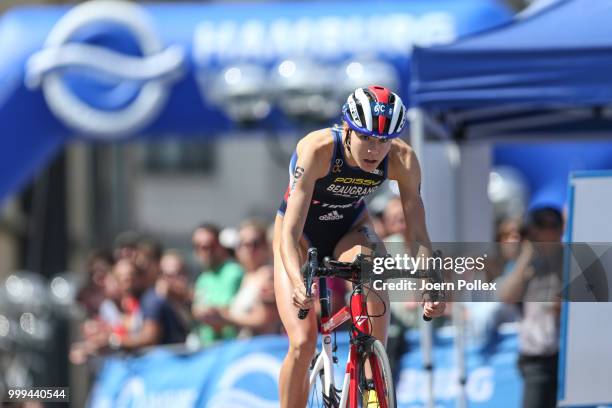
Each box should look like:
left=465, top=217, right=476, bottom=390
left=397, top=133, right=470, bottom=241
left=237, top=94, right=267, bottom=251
left=297, top=247, right=443, bottom=408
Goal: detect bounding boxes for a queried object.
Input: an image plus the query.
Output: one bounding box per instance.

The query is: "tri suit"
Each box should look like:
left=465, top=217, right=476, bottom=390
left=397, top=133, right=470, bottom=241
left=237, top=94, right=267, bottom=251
left=278, top=126, right=388, bottom=259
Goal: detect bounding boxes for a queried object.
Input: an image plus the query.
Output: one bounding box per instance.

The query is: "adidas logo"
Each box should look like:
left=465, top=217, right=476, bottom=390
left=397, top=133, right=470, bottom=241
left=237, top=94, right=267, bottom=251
left=319, top=210, right=344, bottom=221
left=370, top=168, right=382, bottom=176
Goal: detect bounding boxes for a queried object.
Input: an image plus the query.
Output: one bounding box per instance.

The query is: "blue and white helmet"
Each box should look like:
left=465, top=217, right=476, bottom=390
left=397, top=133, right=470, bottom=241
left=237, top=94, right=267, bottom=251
left=342, top=85, right=407, bottom=139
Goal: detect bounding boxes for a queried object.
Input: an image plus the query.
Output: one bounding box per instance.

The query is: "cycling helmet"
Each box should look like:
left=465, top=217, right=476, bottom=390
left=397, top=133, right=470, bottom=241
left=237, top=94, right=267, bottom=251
left=342, top=85, right=407, bottom=138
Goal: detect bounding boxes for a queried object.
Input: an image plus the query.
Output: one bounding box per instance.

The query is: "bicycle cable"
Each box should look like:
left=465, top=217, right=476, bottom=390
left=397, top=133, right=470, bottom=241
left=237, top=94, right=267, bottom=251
left=348, top=281, right=388, bottom=337
left=364, top=282, right=387, bottom=339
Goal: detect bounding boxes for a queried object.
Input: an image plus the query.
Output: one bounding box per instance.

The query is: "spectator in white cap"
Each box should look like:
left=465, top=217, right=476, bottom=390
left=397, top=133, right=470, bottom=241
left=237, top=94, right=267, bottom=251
left=191, top=223, right=244, bottom=347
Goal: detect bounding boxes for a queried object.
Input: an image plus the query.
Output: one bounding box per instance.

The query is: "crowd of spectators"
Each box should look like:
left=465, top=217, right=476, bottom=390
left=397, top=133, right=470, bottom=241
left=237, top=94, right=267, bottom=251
left=69, top=218, right=282, bottom=365
left=68, top=197, right=564, bottom=408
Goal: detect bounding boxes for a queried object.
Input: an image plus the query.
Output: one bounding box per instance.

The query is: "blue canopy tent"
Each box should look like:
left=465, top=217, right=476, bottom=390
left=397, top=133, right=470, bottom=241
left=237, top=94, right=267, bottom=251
left=409, top=2, right=612, bottom=406
left=411, top=0, right=612, bottom=139
left=409, top=0, right=612, bottom=213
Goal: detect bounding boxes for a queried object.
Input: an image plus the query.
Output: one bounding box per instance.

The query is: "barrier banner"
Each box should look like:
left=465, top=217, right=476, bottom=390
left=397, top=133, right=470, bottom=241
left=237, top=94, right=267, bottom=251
left=89, top=329, right=521, bottom=407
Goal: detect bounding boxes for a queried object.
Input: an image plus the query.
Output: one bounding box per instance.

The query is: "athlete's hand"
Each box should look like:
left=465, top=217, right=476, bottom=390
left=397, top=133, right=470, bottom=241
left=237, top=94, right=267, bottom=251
left=292, top=281, right=317, bottom=310
left=422, top=301, right=446, bottom=319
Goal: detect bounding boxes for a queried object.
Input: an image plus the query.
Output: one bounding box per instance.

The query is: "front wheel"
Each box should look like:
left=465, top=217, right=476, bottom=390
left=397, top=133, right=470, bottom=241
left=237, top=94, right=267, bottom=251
left=358, top=339, right=396, bottom=408
left=307, top=351, right=339, bottom=408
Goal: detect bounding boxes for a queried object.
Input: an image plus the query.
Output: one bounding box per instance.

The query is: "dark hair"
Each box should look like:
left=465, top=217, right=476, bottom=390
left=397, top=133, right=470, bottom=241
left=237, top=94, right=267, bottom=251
left=526, top=207, right=563, bottom=230
left=342, top=121, right=353, bottom=154
left=113, top=230, right=141, bottom=249
left=137, top=237, right=164, bottom=262
left=85, top=249, right=114, bottom=285
left=87, top=248, right=114, bottom=267
left=194, top=223, right=221, bottom=239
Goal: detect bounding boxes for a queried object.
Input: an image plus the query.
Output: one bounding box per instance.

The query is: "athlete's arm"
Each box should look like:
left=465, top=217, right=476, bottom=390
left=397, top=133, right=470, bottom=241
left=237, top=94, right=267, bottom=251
left=388, top=141, right=431, bottom=255
left=388, top=141, right=445, bottom=318
left=280, top=131, right=333, bottom=309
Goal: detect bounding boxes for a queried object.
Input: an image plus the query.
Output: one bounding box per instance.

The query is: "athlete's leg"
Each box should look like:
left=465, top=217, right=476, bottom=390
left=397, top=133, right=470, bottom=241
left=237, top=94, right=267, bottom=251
left=333, top=211, right=390, bottom=345
left=274, top=214, right=318, bottom=408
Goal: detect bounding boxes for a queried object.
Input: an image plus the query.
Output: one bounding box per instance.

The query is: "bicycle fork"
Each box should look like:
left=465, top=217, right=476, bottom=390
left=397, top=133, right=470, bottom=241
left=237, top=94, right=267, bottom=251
left=314, top=280, right=383, bottom=408
left=313, top=277, right=341, bottom=407
left=317, top=282, right=371, bottom=408
left=346, top=285, right=388, bottom=408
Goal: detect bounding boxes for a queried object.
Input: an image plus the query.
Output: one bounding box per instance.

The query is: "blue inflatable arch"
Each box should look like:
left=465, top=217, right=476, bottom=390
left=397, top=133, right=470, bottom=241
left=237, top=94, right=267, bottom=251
left=0, top=0, right=510, bottom=203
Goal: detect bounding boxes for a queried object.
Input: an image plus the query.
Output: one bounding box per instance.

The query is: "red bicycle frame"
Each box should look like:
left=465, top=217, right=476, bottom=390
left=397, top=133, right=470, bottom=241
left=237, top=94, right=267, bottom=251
left=317, top=278, right=389, bottom=408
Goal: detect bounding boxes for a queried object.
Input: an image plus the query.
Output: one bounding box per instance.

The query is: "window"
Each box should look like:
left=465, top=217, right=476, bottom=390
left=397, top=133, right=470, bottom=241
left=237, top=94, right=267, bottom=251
left=142, top=140, right=216, bottom=174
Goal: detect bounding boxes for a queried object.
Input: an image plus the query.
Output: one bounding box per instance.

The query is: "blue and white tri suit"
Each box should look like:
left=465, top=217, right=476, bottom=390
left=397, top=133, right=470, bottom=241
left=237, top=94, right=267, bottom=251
left=278, top=126, right=388, bottom=259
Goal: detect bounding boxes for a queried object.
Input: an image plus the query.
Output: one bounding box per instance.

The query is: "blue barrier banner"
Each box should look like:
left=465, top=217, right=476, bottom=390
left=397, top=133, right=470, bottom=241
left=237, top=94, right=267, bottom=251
left=89, top=330, right=521, bottom=408
left=396, top=331, right=521, bottom=407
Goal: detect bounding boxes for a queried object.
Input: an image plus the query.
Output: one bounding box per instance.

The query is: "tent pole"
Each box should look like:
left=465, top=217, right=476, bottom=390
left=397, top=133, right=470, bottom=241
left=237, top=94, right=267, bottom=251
left=454, top=303, right=468, bottom=408
left=409, top=107, right=426, bottom=182
left=410, top=107, right=436, bottom=408
left=448, top=139, right=468, bottom=408
left=421, top=320, right=435, bottom=408
left=420, top=315, right=435, bottom=408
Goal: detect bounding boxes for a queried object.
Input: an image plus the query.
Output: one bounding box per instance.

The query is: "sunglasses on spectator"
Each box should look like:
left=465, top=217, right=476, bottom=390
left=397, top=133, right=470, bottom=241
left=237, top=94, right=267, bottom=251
left=193, top=242, right=214, bottom=251
left=162, top=271, right=185, bottom=278
left=238, top=239, right=265, bottom=249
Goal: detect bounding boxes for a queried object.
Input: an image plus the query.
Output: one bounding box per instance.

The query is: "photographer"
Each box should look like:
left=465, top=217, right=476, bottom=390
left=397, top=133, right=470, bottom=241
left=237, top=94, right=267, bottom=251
left=500, top=206, right=564, bottom=408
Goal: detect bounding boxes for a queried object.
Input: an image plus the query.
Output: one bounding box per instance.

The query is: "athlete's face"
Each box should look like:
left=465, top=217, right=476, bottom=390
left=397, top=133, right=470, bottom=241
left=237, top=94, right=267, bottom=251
left=347, top=129, right=391, bottom=172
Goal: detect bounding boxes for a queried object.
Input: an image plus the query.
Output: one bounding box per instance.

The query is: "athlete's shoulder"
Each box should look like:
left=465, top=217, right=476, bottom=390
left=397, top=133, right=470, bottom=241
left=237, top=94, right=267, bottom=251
left=388, top=138, right=418, bottom=179
left=296, top=127, right=335, bottom=159
left=389, top=138, right=415, bottom=164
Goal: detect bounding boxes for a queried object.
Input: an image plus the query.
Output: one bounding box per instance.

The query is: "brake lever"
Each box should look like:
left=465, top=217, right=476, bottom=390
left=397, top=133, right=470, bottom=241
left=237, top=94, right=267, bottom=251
left=423, top=250, right=444, bottom=322
left=298, top=248, right=318, bottom=320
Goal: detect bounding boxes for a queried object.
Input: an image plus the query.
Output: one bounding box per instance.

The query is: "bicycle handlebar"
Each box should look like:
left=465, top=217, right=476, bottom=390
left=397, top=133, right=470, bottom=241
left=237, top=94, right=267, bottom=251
left=297, top=248, right=444, bottom=321
left=297, top=248, right=319, bottom=320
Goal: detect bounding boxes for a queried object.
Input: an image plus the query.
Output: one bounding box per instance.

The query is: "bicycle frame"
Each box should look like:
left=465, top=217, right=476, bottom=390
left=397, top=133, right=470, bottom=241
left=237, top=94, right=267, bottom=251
left=309, top=277, right=388, bottom=408
left=302, top=248, right=442, bottom=408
